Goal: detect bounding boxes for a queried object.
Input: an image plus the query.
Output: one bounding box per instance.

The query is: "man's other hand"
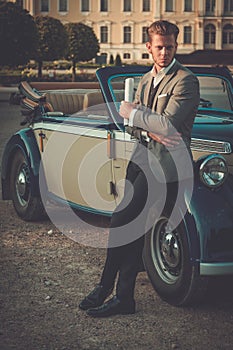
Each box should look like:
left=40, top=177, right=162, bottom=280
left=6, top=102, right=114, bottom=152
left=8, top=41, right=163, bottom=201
left=148, top=132, right=182, bottom=147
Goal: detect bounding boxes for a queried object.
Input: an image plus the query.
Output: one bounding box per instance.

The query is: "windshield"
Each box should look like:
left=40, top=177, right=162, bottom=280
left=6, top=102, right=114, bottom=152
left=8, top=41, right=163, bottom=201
left=108, top=75, right=141, bottom=106
left=108, top=74, right=233, bottom=112
left=198, top=75, right=232, bottom=110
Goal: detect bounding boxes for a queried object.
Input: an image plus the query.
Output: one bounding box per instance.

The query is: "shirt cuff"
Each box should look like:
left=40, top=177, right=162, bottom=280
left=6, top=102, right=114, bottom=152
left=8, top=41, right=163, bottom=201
left=128, top=108, right=137, bottom=127
left=141, top=131, right=150, bottom=142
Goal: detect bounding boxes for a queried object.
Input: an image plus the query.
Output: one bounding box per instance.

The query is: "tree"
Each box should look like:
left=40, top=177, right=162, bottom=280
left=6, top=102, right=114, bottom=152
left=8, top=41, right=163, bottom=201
left=109, top=54, right=114, bottom=65
left=34, top=16, right=68, bottom=79
left=65, top=23, right=99, bottom=81
left=115, top=54, right=122, bottom=66
left=0, top=1, right=38, bottom=66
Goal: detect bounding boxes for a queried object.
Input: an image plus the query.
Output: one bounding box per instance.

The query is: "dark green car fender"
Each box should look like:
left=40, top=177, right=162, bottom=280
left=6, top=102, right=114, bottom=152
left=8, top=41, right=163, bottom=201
left=186, top=177, right=233, bottom=264
left=1, top=128, right=42, bottom=199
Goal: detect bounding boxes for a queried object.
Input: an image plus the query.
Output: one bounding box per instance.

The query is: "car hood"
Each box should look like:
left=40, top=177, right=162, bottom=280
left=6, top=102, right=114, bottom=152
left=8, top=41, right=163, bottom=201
left=195, top=114, right=233, bottom=124
left=193, top=114, right=233, bottom=143
left=197, top=108, right=233, bottom=120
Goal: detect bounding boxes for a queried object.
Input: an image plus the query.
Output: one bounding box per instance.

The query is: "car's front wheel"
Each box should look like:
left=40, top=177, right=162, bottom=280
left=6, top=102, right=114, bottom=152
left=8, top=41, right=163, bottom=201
left=10, top=149, right=45, bottom=221
left=143, top=212, right=208, bottom=306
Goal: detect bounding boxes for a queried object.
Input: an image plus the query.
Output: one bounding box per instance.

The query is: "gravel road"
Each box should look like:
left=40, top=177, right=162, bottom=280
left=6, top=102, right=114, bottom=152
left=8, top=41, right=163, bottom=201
left=0, top=94, right=233, bottom=350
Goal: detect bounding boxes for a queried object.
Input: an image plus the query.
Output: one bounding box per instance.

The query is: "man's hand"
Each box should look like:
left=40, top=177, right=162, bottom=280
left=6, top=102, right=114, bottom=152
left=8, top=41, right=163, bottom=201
left=148, top=132, right=182, bottom=147
left=119, top=101, right=135, bottom=119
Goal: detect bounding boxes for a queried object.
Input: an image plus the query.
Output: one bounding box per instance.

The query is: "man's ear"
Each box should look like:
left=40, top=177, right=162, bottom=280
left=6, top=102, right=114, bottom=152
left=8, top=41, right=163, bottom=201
left=146, top=42, right=152, bottom=53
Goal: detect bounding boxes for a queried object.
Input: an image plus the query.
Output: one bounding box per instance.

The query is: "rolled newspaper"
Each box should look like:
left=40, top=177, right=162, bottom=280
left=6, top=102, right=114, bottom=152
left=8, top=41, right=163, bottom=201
left=124, top=77, right=134, bottom=126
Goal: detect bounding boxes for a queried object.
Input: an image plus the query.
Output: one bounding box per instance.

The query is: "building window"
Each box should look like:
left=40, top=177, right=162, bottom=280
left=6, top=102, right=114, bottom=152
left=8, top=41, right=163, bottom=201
left=124, top=26, right=131, bottom=43
left=81, top=0, right=89, bottom=11
left=41, top=0, right=49, bottom=12
left=123, top=53, right=131, bottom=59
left=143, top=0, right=150, bottom=11
left=184, top=0, right=192, bottom=12
left=142, top=53, right=149, bottom=59
left=224, top=0, right=233, bottom=13
left=184, top=26, right=192, bottom=43
left=100, top=26, right=108, bottom=43
left=204, top=24, right=216, bottom=44
left=205, top=0, right=215, bottom=14
left=223, top=24, right=233, bottom=44
left=59, top=0, right=67, bottom=12
left=124, top=0, right=131, bottom=11
left=100, top=0, right=108, bottom=11
left=142, top=26, right=148, bottom=43
left=165, top=0, right=173, bottom=12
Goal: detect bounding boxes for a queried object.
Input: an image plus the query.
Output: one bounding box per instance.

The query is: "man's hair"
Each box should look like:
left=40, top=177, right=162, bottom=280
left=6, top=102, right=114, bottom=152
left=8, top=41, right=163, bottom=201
left=147, top=20, right=179, bottom=42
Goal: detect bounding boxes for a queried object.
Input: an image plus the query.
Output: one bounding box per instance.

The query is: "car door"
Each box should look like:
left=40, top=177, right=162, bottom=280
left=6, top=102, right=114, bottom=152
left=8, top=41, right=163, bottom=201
left=33, top=113, right=118, bottom=216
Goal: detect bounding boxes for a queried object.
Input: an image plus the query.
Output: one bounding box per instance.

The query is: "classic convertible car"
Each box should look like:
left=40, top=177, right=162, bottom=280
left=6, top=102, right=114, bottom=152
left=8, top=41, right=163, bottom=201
left=1, top=65, right=233, bottom=306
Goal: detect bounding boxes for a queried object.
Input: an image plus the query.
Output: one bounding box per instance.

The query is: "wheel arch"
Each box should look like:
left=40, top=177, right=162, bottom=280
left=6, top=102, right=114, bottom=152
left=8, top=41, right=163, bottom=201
left=1, top=128, right=42, bottom=200
left=180, top=202, right=201, bottom=265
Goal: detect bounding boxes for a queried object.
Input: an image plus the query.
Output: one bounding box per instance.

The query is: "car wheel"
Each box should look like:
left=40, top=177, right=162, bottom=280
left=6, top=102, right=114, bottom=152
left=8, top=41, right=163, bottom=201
left=10, top=149, right=46, bottom=221
left=143, top=212, right=208, bottom=306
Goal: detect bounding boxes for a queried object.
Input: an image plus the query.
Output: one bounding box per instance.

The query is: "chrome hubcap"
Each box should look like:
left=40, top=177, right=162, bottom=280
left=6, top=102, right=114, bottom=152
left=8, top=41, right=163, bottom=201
left=17, top=170, right=27, bottom=196
left=161, top=228, right=180, bottom=270
left=152, top=219, right=182, bottom=284
left=15, top=165, right=30, bottom=205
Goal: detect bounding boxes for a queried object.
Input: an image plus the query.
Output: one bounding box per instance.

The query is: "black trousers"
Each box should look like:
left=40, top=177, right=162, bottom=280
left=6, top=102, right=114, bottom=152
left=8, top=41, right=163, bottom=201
left=100, top=160, right=180, bottom=302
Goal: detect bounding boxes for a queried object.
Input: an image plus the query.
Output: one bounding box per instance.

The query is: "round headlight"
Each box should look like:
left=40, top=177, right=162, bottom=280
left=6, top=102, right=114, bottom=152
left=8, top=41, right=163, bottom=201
left=199, top=154, right=228, bottom=188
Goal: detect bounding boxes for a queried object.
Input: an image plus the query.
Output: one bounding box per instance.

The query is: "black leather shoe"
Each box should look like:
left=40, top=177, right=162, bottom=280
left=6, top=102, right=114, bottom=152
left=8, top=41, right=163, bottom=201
left=86, top=296, right=135, bottom=318
left=79, top=284, right=113, bottom=311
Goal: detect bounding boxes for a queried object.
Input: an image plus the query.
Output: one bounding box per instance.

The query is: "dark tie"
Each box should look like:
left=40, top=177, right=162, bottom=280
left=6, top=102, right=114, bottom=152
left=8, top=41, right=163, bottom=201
left=147, top=79, right=159, bottom=109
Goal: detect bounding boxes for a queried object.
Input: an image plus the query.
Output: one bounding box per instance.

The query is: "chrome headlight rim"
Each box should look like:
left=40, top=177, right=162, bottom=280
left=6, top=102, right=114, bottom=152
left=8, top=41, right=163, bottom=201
left=199, top=154, right=228, bottom=188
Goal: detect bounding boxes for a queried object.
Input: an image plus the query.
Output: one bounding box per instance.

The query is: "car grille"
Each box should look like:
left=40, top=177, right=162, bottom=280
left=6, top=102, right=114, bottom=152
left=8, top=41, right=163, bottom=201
left=191, top=138, right=232, bottom=154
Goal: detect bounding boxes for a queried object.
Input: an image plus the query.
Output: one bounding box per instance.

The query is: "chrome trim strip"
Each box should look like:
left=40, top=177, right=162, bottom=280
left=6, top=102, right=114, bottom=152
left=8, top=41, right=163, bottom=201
left=191, top=138, right=232, bottom=154
left=200, top=262, right=233, bottom=275
left=33, top=122, right=108, bottom=139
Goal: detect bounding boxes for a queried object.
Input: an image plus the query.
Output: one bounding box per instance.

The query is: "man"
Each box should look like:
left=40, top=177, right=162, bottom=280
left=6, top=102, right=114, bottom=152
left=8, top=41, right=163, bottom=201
left=79, top=20, right=200, bottom=317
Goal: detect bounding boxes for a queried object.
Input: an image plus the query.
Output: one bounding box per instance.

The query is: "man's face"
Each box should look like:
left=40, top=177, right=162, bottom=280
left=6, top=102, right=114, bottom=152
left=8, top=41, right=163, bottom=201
left=146, top=34, right=177, bottom=71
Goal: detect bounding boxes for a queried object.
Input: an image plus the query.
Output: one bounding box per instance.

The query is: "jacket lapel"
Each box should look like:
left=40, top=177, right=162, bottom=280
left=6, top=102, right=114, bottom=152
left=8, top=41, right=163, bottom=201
left=141, top=73, right=153, bottom=106
left=152, top=61, right=180, bottom=110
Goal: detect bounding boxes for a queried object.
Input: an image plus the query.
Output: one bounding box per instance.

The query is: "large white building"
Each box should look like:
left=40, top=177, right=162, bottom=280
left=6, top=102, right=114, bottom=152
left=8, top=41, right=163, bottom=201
left=13, top=0, right=233, bottom=64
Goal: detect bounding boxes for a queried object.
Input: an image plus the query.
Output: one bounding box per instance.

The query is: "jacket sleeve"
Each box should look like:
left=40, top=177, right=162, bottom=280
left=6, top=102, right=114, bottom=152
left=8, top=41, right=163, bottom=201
left=132, top=74, right=200, bottom=136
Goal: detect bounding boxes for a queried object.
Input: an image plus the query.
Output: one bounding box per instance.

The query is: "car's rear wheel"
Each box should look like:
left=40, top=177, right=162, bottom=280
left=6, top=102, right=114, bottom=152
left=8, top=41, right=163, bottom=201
left=10, top=150, right=45, bottom=221
left=143, top=212, right=208, bottom=306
